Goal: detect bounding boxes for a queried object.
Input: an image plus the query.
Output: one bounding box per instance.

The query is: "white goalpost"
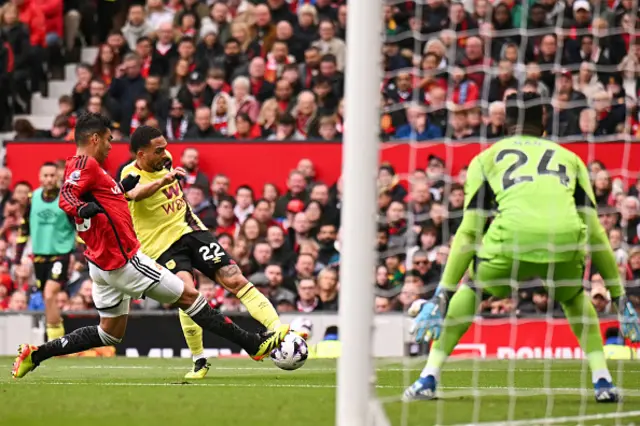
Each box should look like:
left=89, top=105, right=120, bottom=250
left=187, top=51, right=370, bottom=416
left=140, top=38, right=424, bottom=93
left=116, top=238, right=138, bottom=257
left=336, top=0, right=383, bottom=424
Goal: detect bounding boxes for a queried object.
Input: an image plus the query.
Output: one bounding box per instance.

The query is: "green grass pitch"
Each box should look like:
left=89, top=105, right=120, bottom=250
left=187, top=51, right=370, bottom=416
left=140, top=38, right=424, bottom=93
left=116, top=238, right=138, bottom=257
left=1, top=357, right=639, bottom=426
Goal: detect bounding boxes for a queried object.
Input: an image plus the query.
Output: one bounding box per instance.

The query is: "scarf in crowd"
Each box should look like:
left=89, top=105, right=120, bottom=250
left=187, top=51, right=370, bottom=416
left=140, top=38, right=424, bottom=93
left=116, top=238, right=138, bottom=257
left=166, top=117, right=189, bottom=140
left=130, top=112, right=153, bottom=135
left=213, top=115, right=229, bottom=135
left=458, top=81, right=470, bottom=105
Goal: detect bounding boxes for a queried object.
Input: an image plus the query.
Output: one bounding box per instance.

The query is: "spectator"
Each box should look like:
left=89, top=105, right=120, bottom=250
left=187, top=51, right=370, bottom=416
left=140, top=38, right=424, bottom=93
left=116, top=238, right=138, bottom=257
left=186, top=184, right=217, bottom=228
left=177, top=147, right=208, bottom=190
left=130, top=97, right=153, bottom=134
left=122, top=4, right=153, bottom=51
left=150, top=21, right=177, bottom=78
left=375, top=296, right=392, bottom=313
left=318, top=53, right=344, bottom=98
left=397, top=276, right=424, bottom=312
left=487, top=60, right=519, bottom=103
left=574, top=61, right=605, bottom=101
left=274, top=170, right=309, bottom=218
left=620, top=196, right=640, bottom=245
left=296, top=277, right=322, bottom=312
left=296, top=5, right=319, bottom=51
left=291, top=90, right=317, bottom=137
left=267, top=225, right=294, bottom=269
left=146, top=0, right=174, bottom=31
left=231, top=76, right=260, bottom=122
left=249, top=240, right=273, bottom=275
left=8, top=290, right=28, bottom=311
left=1, top=3, right=31, bottom=115
left=394, top=104, right=443, bottom=141
left=210, top=173, right=229, bottom=207
left=185, top=106, right=222, bottom=139
left=177, top=70, right=209, bottom=114
left=449, top=66, right=479, bottom=108
left=109, top=53, right=146, bottom=134
left=234, top=185, right=254, bottom=224
left=239, top=216, right=263, bottom=247
left=317, top=267, right=338, bottom=311
left=459, top=36, right=490, bottom=89
left=253, top=198, right=280, bottom=232
left=591, top=274, right=612, bottom=315
left=247, top=57, right=275, bottom=103
left=265, top=263, right=296, bottom=304
left=204, top=2, right=231, bottom=45
left=214, top=195, right=240, bottom=238
left=485, top=101, right=506, bottom=138
left=448, top=109, right=474, bottom=140
left=234, top=113, right=262, bottom=139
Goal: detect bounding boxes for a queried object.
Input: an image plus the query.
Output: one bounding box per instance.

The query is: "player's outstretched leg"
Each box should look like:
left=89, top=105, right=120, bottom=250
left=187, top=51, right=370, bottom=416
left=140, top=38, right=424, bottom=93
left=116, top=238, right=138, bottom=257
left=12, top=318, right=125, bottom=379
left=559, top=288, right=619, bottom=402
left=404, top=285, right=478, bottom=401
left=176, top=285, right=289, bottom=361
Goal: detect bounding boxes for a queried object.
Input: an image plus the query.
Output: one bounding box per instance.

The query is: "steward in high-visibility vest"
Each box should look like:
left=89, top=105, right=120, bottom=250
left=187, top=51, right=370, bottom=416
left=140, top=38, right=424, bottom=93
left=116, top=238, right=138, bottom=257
left=309, top=326, right=342, bottom=359
left=603, top=327, right=636, bottom=360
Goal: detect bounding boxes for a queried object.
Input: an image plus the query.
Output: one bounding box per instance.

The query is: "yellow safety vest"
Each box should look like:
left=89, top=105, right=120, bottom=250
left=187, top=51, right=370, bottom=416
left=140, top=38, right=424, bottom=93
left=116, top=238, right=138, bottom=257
left=309, top=341, right=342, bottom=359
left=604, top=344, right=636, bottom=360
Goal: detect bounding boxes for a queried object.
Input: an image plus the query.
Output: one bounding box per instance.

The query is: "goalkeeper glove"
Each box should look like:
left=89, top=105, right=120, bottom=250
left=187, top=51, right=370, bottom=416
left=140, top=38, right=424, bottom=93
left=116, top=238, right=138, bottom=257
left=408, top=288, right=449, bottom=343
left=119, top=174, right=141, bottom=193
left=614, top=296, right=640, bottom=343
left=78, top=202, right=103, bottom=219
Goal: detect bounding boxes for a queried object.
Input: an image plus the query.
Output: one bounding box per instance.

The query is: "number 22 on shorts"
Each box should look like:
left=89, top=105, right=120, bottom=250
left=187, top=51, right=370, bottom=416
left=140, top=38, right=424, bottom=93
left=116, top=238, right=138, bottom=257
left=199, top=242, right=224, bottom=263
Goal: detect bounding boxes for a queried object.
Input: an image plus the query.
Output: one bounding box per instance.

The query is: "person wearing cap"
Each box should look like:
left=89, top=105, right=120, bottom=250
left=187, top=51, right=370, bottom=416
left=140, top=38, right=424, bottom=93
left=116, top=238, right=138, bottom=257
left=177, top=68, right=209, bottom=115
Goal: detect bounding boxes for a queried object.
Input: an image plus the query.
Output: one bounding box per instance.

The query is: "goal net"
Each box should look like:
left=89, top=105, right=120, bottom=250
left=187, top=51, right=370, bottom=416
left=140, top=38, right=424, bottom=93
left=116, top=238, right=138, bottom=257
left=340, top=0, right=640, bottom=425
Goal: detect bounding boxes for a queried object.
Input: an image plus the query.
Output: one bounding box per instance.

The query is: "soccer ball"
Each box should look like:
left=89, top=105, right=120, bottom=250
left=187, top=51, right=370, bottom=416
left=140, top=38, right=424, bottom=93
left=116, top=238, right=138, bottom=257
left=270, top=332, right=309, bottom=371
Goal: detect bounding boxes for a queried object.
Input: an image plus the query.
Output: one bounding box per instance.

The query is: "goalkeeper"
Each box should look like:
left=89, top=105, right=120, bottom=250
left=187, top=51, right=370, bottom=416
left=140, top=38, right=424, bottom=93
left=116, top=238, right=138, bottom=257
left=404, top=92, right=640, bottom=403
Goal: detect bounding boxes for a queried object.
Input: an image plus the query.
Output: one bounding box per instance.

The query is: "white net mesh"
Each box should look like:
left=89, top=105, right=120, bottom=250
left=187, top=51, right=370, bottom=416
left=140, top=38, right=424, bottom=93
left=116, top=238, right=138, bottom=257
left=370, top=0, right=640, bottom=424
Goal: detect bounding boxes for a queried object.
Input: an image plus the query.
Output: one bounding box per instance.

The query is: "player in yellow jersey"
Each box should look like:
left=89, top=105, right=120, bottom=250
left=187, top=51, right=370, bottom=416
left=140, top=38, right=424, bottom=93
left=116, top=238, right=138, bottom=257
left=121, top=126, right=284, bottom=378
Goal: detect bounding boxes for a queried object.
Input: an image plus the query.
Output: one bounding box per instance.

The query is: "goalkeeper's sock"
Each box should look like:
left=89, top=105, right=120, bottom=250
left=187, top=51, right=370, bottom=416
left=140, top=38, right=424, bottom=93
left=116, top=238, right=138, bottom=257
left=237, top=283, right=281, bottom=331
left=32, top=326, right=118, bottom=364
left=561, top=290, right=612, bottom=384
left=179, top=309, right=206, bottom=362
left=184, top=293, right=261, bottom=354
left=46, top=322, right=65, bottom=341
left=420, top=285, right=478, bottom=380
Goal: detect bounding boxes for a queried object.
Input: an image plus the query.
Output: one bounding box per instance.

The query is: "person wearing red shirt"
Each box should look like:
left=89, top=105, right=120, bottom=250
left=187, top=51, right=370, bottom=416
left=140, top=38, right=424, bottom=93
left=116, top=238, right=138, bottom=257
left=215, top=195, right=240, bottom=238
left=11, top=113, right=289, bottom=380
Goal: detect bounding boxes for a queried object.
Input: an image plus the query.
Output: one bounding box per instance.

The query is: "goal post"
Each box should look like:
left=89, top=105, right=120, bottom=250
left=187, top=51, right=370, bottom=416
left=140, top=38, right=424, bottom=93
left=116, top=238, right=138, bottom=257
left=336, top=0, right=383, bottom=424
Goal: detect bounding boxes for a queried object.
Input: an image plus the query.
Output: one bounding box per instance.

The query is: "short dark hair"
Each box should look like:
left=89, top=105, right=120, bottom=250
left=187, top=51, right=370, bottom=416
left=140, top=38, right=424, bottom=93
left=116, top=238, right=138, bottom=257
left=137, top=36, right=152, bottom=45
left=130, top=125, right=163, bottom=152
left=505, top=92, right=544, bottom=135
left=218, top=194, right=236, bottom=208
left=14, top=180, right=32, bottom=190
left=278, top=113, right=296, bottom=126
left=41, top=161, right=58, bottom=170
left=450, top=183, right=464, bottom=193
left=74, top=113, right=112, bottom=146
left=255, top=198, right=270, bottom=209
left=225, top=37, right=240, bottom=46
left=320, top=54, right=337, bottom=64
left=236, top=185, right=254, bottom=196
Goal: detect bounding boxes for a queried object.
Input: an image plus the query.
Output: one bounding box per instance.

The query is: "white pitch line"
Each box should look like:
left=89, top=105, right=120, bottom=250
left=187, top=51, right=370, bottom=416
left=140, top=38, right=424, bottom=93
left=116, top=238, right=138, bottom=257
left=451, top=410, right=640, bottom=426
left=56, top=366, right=640, bottom=374
left=5, top=381, right=640, bottom=397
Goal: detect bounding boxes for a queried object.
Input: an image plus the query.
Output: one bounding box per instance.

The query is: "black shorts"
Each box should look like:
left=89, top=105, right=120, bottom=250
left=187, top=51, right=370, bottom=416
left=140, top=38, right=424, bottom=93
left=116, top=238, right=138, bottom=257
left=156, top=231, right=234, bottom=278
left=33, top=254, right=71, bottom=290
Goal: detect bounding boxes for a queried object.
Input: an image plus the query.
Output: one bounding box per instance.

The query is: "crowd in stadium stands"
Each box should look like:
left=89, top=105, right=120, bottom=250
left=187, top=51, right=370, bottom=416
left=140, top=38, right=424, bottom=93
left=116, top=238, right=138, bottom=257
left=0, top=0, right=639, bottom=316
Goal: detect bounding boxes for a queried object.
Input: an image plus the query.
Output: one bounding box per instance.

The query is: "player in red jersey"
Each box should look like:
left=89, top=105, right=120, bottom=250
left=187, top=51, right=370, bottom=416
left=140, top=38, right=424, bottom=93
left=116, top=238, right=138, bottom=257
left=12, top=113, right=289, bottom=378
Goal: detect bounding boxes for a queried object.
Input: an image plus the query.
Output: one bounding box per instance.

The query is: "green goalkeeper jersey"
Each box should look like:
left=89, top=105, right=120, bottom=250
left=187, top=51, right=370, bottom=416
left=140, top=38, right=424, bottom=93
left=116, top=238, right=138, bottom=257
left=466, top=135, right=595, bottom=263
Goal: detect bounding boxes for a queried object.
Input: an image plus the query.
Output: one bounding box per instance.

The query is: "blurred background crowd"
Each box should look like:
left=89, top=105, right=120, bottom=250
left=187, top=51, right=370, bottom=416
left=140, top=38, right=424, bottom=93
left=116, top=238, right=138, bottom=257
left=0, top=0, right=639, bottom=317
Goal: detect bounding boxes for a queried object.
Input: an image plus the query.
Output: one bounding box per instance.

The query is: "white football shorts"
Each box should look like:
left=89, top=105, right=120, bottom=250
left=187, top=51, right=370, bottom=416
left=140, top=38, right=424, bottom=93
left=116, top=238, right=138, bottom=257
left=89, top=250, right=184, bottom=317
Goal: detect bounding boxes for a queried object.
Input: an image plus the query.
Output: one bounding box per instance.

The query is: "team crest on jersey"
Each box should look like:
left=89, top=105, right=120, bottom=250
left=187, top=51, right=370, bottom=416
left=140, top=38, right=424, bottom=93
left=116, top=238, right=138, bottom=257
left=66, top=170, right=81, bottom=185
left=165, top=259, right=176, bottom=270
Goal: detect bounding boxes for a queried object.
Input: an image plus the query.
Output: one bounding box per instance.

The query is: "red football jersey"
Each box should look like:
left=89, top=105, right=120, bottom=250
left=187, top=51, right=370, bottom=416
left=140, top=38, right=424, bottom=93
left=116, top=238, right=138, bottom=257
left=59, top=155, right=140, bottom=270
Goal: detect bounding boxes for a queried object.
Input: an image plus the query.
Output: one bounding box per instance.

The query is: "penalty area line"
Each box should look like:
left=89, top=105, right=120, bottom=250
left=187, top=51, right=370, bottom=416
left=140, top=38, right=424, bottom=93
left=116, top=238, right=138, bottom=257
left=450, top=410, right=640, bottom=426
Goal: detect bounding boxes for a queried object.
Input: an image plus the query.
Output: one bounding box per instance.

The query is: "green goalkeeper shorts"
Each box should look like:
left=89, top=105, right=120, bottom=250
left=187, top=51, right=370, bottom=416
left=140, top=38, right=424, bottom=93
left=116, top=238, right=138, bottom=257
left=471, top=255, right=585, bottom=303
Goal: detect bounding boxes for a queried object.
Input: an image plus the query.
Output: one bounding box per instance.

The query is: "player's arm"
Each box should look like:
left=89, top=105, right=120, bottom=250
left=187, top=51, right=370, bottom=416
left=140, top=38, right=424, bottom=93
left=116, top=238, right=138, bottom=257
left=59, top=157, right=100, bottom=218
left=124, top=167, right=186, bottom=201
left=14, top=194, right=32, bottom=264
left=439, top=156, right=492, bottom=293
left=573, top=159, right=623, bottom=299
